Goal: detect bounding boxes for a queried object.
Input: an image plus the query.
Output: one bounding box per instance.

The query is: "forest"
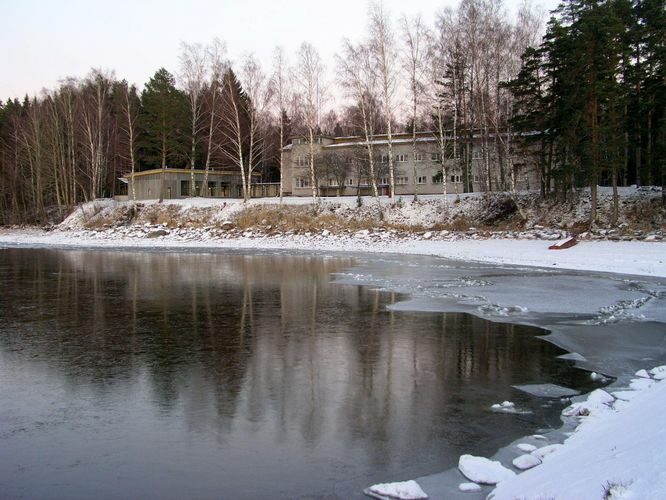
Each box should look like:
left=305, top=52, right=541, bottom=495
left=0, top=0, right=663, bottom=225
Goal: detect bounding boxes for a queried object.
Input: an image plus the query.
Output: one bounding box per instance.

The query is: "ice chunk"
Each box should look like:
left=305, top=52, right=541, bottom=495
left=513, top=384, right=581, bottom=398
left=458, top=482, right=482, bottom=492
left=563, top=389, right=615, bottom=417
left=365, top=480, right=428, bottom=500
left=558, top=352, right=587, bottom=362
left=590, top=372, right=610, bottom=382
left=531, top=434, right=548, bottom=440
left=531, top=444, right=563, bottom=460
left=634, top=369, right=650, bottom=378
left=512, top=454, right=541, bottom=470
left=491, top=401, right=532, bottom=414
left=517, top=443, right=537, bottom=453
left=629, top=378, right=655, bottom=390
left=649, top=365, right=666, bottom=380
left=458, top=455, right=516, bottom=485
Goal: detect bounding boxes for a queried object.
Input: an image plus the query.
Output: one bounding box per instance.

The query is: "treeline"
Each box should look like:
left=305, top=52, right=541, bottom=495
left=508, top=0, right=665, bottom=221
left=0, top=0, right=663, bottom=225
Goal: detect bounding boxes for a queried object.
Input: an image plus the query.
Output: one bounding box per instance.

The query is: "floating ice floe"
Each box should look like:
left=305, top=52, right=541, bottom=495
left=513, top=384, right=581, bottom=398
left=512, top=454, right=542, bottom=470
left=490, top=401, right=532, bottom=414
left=649, top=365, right=666, bottom=380
left=478, top=304, right=528, bottom=317
left=516, top=443, right=537, bottom=453
left=458, top=455, right=516, bottom=485
left=562, top=389, right=615, bottom=417
left=458, top=482, right=482, bottom=492
left=557, top=352, right=587, bottom=362
left=629, top=377, right=655, bottom=390
left=635, top=369, right=650, bottom=378
left=365, top=480, right=428, bottom=500
left=531, top=444, right=563, bottom=461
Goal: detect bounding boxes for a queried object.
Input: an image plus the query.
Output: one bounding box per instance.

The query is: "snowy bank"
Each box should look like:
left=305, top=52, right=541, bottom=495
left=488, top=367, right=666, bottom=500
left=0, top=228, right=664, bottom=278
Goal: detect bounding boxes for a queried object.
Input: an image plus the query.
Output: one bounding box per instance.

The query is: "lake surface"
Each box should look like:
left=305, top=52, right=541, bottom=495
left=0, top=248, right=595, bottom=499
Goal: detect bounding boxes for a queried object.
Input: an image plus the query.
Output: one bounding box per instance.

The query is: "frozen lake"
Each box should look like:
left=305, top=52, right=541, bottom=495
left=1, top=248, right=664, bottom=498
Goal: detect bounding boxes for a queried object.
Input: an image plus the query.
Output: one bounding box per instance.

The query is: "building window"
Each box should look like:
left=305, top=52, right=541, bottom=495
left=293, top=138, right=303, bottom=145
left=414, top=153, right=423, bottom=162
left=381, top=154, right=389, bottom=163
left=431, top=152, right=441, bottom=162
left=295, top=155, right=308, bottom=167
left=472, top=149, right=482, bottom=160
left=328, top=179, right=339, bottom=187
left=378, top=177, right=389, bottom=185
left=416, top=176, right=427, bottom=185
left=295, top=177, right=310, bottom=188
left=473, top=174, right=481, bottom=182
left=346, top=178, right=355, bottom=186
left=180, top=180, right=190, bottom=196
left=396, top=154, right=408, bottom=162
left=396, top=176, right=408, bottom=185
left=450, top=174, right=461, bottom=183
left=432, top=175, right=442, bottom=184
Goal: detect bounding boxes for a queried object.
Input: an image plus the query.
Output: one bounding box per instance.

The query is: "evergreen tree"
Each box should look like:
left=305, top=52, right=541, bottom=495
left=139, top=68, right=188, bottom=201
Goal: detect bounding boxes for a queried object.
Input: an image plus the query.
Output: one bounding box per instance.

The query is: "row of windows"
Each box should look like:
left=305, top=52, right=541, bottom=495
left=295, top=151, right=500, bottom=166
left=294, top=173, right=526, bottom=189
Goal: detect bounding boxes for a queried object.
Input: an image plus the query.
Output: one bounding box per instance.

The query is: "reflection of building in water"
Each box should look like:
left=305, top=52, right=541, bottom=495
left=3, top=248, right=561, bottom=464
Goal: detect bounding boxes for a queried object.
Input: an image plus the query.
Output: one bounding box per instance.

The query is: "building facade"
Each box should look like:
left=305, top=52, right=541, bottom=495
left=282, top=131, right=538, bottom=197
left=118, top=168, right=277, bottom=200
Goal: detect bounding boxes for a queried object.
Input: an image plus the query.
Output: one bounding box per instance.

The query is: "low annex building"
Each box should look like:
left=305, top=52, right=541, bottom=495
left=118, top=168, right=276, bottom=200
left=282, top=131, right=538, bottom=197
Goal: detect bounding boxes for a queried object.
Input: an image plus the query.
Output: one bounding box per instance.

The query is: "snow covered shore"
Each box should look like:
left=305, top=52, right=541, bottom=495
left=0, top=226, right=664, bottom=278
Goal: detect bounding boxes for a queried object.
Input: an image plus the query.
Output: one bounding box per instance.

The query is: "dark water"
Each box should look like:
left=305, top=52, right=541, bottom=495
left=0, top=248, right=594, bottom=499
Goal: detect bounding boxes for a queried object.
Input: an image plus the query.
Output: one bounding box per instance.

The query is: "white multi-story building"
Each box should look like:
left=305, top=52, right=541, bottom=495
left=282, top=131, right=538, bottom=197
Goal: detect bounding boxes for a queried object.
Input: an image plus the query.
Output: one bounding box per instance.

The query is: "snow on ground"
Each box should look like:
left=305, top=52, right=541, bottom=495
left=489, top=369, right=666, bottom=500
left=0, top=227, right=664, bottom=278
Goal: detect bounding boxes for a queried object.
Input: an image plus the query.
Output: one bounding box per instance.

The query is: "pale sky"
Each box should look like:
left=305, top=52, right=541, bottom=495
left=0, top=0, right=560, bottom=101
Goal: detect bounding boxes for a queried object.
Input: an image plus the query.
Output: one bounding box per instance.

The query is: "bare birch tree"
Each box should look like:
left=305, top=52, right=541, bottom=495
left=294, top=42, right=325, bottom=202
left=240, top=54, right=273, bottom=200
left=368, top=1, right=398, bottom=198
left=118, top=81, right=139, bottom=202
left=271, top=46, right=291, bottom=202
left=201, top=38, right=227, bottom=196
left=79, top=70, right=113, bottom=200
left=178, top=42, right=208, bottom=196
left=336, top=39, right=380, bottom=198
left=400, top=13, right=430, bottom=200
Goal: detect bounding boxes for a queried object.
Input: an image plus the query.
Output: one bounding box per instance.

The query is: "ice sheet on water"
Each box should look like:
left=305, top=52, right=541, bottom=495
left=512, top=384, right=581, bottom=398
left=516, top=443, right=537, bottom=453
left=458, top=455, right=516, bottom=485
left=558, top=352, right=587, bottom=362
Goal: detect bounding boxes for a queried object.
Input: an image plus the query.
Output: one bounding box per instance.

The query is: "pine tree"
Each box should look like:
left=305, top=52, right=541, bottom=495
left=139, top=68, right=188, bottom=202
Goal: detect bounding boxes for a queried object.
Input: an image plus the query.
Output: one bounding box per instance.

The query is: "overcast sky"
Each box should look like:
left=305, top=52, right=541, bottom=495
left=0, top=0, right=560, bottom=101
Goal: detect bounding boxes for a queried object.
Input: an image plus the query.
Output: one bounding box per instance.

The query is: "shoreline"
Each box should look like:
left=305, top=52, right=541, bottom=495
left=1, top=227, right=665, bottom=279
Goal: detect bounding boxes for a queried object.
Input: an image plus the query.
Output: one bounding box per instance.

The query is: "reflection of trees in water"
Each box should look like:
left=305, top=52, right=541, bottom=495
left=0, top=248, right=576, bottom=464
